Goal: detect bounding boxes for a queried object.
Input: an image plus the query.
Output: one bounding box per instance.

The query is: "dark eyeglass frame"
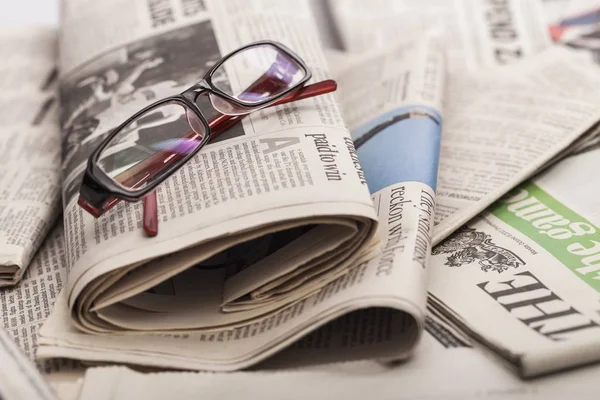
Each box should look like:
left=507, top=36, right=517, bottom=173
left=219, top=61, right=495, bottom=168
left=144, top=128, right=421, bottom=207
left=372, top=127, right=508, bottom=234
left=77, top=40, right=337, bottom=235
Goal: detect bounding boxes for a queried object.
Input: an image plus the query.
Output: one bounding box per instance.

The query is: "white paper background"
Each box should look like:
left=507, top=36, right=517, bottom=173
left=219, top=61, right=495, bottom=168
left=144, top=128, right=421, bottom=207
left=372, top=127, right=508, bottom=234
left=0, top=0, right=58, bottom=27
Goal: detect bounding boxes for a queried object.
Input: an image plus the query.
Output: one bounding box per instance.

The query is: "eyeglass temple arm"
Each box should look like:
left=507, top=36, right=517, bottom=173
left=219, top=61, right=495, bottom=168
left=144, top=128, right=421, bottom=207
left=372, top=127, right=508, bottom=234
left=232, top=53, right=303, bottom=103
left=233, top=66, right=289, bottom=103
left=208, top=79, right=337, bottom=139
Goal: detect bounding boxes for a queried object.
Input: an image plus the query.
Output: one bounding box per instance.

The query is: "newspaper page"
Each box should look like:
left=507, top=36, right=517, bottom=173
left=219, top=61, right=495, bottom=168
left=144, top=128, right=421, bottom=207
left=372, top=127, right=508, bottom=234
left=327, top=0, right=551, bottom=71
left=0, top=224, right=80, bottom=373
left=432, top=47, right=600, bottom=244
left=0, top=327, right=58, bottom=400
left=0, top=222, right=83, bottom=400
left=429, top=142, right=600, bottom=377
left=332, top=35, right=600, bottom=246
left=325, top=0, right=600, bottom=246
left=35, top=0, right=440, bottom=371
left=76, top=326, right=600, bottom=400
left=0, top=27, right=57, bottom=92
left=0, top=28, right=62, bottom=286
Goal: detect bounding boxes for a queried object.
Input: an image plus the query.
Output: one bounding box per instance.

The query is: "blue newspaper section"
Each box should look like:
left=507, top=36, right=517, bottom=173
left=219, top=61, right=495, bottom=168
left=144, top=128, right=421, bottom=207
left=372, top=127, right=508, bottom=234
left=352, top=104, right=442, bottom=194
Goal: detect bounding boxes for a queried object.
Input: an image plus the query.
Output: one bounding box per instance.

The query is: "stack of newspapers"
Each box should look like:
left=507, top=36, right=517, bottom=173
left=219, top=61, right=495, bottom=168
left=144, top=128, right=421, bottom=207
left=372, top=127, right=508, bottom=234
left=1, top=0, right=600, bottom=399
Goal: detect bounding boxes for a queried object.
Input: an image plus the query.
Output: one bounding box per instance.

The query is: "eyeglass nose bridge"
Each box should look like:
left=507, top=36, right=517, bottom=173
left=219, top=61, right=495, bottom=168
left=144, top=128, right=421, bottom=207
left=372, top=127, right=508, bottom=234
left=183, top=79, right=256, bottom=117
left=183, top=80, right=232, bottom=109
left=185, top=79, right=211, bottom=96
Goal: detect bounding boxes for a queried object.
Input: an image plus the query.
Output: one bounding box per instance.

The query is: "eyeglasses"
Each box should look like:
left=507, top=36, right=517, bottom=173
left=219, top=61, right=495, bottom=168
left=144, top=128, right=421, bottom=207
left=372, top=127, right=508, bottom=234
left=77, top=41, right=337, bottom=237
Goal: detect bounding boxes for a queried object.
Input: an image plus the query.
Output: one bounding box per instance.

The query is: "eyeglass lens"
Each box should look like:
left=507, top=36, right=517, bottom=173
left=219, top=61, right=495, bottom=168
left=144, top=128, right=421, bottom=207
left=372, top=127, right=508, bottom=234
left=209, top=43, right=306, bottom=115
left=96, top=101, right=206, bottom=190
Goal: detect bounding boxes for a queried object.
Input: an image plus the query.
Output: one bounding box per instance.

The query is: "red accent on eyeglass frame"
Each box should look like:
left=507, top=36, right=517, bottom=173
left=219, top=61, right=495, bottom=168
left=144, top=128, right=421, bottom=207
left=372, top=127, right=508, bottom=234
left=77, top=79, right=337, bottom=236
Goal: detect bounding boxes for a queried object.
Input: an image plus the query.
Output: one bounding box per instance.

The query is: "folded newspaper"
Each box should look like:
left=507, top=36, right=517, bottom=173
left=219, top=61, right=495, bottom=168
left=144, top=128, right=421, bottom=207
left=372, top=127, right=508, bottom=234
left=0, top=27, right=61, bottom=286
left=32, top=0, right=445, bottom=371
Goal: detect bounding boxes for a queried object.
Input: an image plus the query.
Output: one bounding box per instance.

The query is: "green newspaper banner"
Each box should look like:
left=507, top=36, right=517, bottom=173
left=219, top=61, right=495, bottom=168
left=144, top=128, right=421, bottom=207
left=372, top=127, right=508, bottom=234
left=490, top=183, right=600, bottom=293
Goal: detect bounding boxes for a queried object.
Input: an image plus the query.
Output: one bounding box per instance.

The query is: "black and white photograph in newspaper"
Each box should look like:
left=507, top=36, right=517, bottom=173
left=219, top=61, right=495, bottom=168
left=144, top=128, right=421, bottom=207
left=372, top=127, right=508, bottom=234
left=60, top=20, right=244, bottom=205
